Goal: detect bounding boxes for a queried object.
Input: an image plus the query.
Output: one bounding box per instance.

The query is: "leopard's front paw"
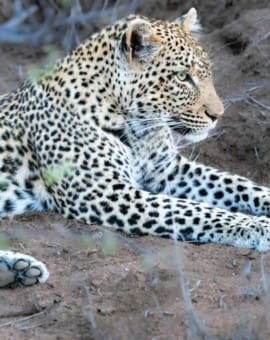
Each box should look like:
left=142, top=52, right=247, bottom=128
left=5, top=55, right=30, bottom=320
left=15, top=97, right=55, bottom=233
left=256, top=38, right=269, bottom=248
left=0, top=251, right=49, bottom=288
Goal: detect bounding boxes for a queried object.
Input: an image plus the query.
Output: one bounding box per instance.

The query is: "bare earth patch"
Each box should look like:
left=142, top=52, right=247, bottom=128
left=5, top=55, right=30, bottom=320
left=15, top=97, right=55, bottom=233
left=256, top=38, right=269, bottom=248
left=0, top=2, right=270, bottom=339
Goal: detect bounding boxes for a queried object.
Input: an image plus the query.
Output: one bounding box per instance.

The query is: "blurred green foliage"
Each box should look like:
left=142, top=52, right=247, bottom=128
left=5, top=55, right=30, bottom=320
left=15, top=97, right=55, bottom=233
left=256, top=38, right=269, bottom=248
left=60, top=0, right=72, bottom=8
left=0, top=232, right=9, bottom=250
left=101, top=232, right=118, bottom=256
left=77, top=234, right=94, bottom=249
left=27, top=45, right=61, bottom=83
left=0, top=181, right=9, bottom=191
left=42, top=161, right=75, bottom=187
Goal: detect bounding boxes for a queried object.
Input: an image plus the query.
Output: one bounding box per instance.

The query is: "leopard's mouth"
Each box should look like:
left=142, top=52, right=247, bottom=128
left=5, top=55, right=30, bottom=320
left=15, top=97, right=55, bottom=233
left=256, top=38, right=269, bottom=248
left=172, top=126, right=192, bottom=135
left=172, top=125, right=211, bottom=143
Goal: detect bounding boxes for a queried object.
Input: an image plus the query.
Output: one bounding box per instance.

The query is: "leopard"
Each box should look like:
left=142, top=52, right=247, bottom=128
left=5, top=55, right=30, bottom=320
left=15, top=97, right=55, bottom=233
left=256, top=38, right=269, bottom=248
left=1, top=8, right=270, bottom=288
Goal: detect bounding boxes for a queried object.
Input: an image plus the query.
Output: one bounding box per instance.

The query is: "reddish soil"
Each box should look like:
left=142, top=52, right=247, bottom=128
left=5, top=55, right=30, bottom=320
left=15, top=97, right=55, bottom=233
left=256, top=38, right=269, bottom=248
left=0, top=1, right=270, bottom=339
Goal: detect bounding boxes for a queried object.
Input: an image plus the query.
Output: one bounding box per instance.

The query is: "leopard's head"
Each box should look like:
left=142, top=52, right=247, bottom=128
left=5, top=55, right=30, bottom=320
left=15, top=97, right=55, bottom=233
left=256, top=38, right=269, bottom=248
left=118, top=8, right=224, bottom=142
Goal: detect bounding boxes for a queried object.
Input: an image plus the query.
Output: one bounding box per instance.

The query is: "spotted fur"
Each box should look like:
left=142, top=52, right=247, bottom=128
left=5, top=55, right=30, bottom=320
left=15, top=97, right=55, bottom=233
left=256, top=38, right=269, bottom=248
left=1, top=8, right=270, bottom=287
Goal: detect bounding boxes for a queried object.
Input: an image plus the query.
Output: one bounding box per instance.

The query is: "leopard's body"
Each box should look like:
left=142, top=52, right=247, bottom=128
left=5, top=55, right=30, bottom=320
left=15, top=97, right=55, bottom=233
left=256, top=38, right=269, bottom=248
left=1, top=8, right=270, bottom=287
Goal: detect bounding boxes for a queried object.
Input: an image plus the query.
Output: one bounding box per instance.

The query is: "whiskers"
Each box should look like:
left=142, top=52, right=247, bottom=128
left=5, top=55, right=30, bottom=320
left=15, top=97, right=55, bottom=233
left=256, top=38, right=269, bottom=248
left=113, top=115, right=219, bottom=151
left=116, top=116, right=187, bottom=138
left=115, top=116, right=171, bottom=143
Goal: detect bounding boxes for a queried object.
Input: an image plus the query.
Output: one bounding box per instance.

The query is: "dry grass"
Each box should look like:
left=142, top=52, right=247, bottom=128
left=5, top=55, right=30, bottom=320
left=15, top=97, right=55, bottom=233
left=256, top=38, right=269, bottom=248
left=0, top=0, right=147, bottom=52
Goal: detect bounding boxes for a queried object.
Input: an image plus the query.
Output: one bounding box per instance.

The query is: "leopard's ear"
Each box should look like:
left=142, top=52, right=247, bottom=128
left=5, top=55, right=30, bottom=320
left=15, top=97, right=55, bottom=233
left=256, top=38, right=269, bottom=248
left=173, top=8, right=202, bottom=38
left=121, top=19, right=162, bottom=64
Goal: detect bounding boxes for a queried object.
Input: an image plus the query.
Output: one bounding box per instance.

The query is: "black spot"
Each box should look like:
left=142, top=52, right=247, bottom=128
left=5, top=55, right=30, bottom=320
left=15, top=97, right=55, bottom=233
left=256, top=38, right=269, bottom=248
left=194, top=167, right=202, bottom=176
left=149, top=211, right=159, bottom=218
left=253, top=187, right=262, bottom=192
left=119, top=204, right=129, bottom=215
left=168, top=173, right=175, bottom=181
left=106, top=193, right=118, bottom=202
left=210, top=174, right=219, bottom=181
left=197, top=232, right=205, bottom=239
left=128, top=213, right=141, bottom=225
left=214, top=191, right=224, bottom=199
left=176, top=218, right=186, bottom=224
left=199, top=189, right=208, bottom=196
left=113, top=183, right=125, bottom=191
left=177, top=234, right=184, bottom=241
left=184, top=210, right=192, bottom=217
left=4, top=199, right=13, bottom=212
left=143, top=220, right=156, bottom=229
left=135, top=191, right=142, bottom=199
left=242, top=194, right=249, bottom=202
left=180, top=227, right=194, bottom=240
left=14, top=190, right=25, bottom=199
left=254, top=197, right=260, bottom=207
left=135, top=203, right=145, bottom=213
left=78, top=100, right=86, bottom=105
left=100, top=201, right=113, bottom=213
left=79, top=205, right=88, bottom=213
left=193, top=179, right=201, bottom=187
left=90, top=216, right=102, bottom=224
left=165, top=219, right=173, bottom=225
left=193, top=217, right=200, bottom=224
left=235, top=195, right=240, bottom=203
left=237, top=185, right=246, bottom=192
left=155, top=226, right=173, bottom=234
left=161, top=234, right=171, bottom=239
left=130, top=227, right=148, bottom=236
left=182, top=163, right=190, bottom=175
left=107, top=215, right=124, bottom=228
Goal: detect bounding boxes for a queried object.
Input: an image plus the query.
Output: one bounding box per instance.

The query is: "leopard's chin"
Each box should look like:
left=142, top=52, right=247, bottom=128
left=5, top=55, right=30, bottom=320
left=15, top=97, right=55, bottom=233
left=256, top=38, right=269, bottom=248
left=184, top=131, right=209, bottom=143
left=174, top=121, right=217, bottom=143
left=172, top=125, right=215, bottom=143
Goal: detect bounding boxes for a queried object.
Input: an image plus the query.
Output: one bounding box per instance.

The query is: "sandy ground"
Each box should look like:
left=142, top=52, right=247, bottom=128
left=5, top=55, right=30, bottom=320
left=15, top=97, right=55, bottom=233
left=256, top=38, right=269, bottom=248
left=0, top=1, right=270, bottom=339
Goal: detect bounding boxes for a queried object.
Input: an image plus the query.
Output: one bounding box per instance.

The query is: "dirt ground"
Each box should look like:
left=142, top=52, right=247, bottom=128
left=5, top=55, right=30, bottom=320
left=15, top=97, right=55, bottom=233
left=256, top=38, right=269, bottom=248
left=0, top=1, right=270, bottom=339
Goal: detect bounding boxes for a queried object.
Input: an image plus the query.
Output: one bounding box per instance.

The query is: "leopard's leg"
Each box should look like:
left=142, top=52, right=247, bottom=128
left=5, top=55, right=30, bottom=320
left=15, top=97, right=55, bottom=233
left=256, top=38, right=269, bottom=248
left=149, top=154, right=270, bottom=217
left=129, top=126, right=270, bottom=218
left=52, top=177, right=270, bottom=252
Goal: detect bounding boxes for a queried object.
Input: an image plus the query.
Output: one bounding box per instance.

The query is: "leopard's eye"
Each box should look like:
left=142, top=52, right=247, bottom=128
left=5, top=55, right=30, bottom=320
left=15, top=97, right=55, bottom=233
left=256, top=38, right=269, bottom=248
left=170, top=71, right=194, bottom=85
left=177, top=71, right=189, bottom=82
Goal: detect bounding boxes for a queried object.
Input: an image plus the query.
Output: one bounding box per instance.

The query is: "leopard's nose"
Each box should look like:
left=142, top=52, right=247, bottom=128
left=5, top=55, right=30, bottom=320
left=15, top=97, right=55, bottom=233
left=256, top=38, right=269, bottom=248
left=206, top=95, right=224, bottom=119
left=205, top=110, right=218, bottom=121
left=202, top=79, right=225, bottom=119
